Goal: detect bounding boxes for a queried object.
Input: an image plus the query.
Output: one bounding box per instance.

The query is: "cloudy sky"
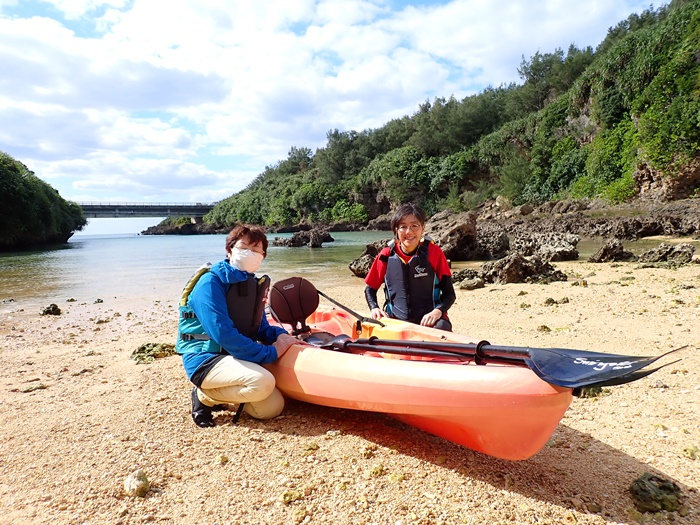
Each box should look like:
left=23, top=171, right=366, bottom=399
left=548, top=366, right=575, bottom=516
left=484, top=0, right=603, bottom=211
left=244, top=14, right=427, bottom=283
left=1, top=0, right=653, bottom=233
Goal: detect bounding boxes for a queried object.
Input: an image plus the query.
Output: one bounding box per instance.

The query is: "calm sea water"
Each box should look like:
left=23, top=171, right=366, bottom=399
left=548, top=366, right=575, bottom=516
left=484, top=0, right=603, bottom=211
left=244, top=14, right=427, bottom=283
left=1, top=231, right=696, bottom=316
left=0, top=231, right=390, bottom=315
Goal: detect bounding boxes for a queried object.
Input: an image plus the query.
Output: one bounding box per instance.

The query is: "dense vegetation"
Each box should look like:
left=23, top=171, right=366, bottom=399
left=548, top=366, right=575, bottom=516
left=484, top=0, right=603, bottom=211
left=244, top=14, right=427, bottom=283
left=0, top=152, right=86, bottom=250
left=207, top=0, right=700, bottom=228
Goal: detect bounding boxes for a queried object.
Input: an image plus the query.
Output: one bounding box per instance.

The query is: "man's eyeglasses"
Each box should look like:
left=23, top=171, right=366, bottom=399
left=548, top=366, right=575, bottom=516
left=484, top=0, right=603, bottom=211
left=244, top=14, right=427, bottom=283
left=397, top=224, right=422, bottom=233
left=235, top=240, right=265, bottom=255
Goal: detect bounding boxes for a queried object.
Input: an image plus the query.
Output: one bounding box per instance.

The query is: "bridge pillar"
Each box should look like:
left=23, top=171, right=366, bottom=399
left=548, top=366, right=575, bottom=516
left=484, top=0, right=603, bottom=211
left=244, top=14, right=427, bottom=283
left=191, top=216, right=203, bottom=224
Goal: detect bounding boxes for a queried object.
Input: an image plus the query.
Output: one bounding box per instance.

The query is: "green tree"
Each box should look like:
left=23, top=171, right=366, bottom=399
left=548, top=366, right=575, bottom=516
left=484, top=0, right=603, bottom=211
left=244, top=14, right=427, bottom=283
left=569, top=119, right=638, bottom=200
left=634, top=4, right=700, bottom=167
left=516, top=46, right=594, bottom=112
left=547, top=136, right=589, bottom=196
left=321, top=200, right=369, bottom=223
left=0, top=152, right=86, bottom=250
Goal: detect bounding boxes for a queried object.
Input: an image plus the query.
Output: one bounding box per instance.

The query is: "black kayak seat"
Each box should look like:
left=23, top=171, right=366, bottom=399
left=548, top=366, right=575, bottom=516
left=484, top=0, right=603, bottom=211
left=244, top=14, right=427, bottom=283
left=268, top=276, right=321, bottom=335
left=269, top=276, right=366, bottom=343
left=268, top=277, right=351, bottom=346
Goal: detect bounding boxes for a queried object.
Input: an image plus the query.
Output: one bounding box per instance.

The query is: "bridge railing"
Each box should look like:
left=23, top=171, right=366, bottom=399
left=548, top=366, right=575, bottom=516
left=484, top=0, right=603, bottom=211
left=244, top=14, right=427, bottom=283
left=78, top=202, right=217, bottom=219
left=77, top=202, right=217, bottom=206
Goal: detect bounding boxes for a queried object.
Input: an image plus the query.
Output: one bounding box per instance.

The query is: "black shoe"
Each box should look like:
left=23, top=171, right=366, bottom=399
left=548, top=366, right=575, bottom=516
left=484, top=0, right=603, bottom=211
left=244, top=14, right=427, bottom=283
left=191, top=388, right=215, bottom=428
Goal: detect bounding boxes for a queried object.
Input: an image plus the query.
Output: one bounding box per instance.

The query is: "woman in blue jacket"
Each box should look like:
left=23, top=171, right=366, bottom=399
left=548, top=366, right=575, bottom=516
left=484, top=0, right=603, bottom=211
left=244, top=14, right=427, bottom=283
left=177, top=225, right=297, bottom=427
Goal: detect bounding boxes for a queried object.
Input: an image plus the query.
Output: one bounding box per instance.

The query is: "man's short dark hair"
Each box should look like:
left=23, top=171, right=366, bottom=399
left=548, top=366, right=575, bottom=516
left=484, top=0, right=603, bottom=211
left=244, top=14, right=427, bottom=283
left=225, top=224, right=268, bottom=256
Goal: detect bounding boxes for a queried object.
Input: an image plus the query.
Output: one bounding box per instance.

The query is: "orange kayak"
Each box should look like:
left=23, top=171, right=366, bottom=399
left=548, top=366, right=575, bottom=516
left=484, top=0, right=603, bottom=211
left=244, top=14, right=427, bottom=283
left=266, top=305, right=572, bottom=460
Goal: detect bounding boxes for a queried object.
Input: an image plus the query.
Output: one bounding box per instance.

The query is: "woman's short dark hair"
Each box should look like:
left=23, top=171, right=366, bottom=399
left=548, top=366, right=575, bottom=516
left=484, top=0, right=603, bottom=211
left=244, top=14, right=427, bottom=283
left=390, top=203, right=427, bottom=234
left=225, top=224, right=268, bottom=256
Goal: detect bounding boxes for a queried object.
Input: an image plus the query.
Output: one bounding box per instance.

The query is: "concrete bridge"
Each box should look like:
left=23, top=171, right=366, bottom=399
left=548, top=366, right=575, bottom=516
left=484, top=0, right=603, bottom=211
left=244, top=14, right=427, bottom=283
left=78, top=202, right=216, bottom=221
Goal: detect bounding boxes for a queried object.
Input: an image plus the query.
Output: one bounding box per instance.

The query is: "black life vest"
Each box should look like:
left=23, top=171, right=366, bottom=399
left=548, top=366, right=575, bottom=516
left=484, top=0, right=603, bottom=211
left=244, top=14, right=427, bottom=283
left=381, top=238, right=439, bottom=323
left=178, top=269, right=270, bottom=347
left=227, top=275, right=270, bottom=339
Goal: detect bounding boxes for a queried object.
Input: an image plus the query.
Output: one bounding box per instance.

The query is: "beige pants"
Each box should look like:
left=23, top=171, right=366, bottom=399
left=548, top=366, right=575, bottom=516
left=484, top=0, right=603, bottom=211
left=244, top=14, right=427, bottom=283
left=196, top=356, right=284, bottom=419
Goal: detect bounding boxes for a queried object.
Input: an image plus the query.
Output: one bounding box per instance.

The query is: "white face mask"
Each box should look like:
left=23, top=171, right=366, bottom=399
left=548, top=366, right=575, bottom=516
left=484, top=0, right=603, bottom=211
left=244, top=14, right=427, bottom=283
left=229, top=247, right=264, bottom=273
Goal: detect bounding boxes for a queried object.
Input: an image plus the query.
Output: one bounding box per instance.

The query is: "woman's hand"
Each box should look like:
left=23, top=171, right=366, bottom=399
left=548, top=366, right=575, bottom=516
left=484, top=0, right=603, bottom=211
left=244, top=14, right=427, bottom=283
left=370, top=307, right=388, bottom=320
left=420, top=309, right=443, bottom=327
left=273, top=334, right=298, bottom=359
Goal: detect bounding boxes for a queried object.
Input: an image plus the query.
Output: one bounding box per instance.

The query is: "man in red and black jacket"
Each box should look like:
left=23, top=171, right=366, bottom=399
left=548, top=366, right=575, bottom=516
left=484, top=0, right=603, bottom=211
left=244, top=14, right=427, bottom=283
left=364, top=204, right=455, bottom=331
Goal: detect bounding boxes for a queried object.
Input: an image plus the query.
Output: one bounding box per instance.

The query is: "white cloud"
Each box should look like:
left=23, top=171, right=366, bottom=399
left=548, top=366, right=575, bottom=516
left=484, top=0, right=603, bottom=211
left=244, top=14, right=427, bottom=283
left=0, top=0, right=654, bottom=206
left=315, top=0, right=385, bottom=25
left=45, top=0, right=129, bottom=20
left=35, top=154, right=246, bottom=202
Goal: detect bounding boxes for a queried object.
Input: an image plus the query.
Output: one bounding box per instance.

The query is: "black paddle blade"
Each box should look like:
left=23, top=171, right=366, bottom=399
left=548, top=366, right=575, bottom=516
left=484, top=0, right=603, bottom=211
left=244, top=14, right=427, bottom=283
left=571, top=359, right=683, bottom=392
left=524, top=346, right=686, bottom=389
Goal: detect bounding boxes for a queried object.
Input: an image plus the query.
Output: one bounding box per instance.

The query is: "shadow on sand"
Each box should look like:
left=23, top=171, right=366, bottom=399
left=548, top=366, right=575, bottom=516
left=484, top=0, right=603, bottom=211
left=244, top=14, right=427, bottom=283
left=222, top=399, right=697, bottom=523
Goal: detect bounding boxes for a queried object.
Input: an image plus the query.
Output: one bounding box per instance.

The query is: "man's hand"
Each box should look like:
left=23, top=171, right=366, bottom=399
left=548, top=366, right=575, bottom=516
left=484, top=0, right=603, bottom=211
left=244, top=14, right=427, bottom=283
left=273, top=334, right=298, bottom=359
left=420, top=309, right=443, bottom=327
left=370, top=307, right=388, bottom=320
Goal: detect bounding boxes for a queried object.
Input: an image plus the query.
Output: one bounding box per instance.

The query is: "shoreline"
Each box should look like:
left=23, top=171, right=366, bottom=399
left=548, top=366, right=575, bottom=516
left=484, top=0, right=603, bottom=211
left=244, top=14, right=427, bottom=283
left=3, top=232, right=698, bottom=321
left=1, top=260, right=699, bottom=524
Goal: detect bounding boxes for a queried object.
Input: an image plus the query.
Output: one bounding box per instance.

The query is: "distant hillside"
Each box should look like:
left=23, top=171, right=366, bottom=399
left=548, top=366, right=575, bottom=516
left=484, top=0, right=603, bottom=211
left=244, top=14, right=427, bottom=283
left=0, top=152, right=86, bottom=251
left=206, top=0, right=700, bottom=229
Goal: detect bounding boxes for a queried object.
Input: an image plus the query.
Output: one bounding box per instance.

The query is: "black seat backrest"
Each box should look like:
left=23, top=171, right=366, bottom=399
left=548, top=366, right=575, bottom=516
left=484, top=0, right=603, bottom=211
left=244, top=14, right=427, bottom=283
left=268, top=277, right=319, bottom=334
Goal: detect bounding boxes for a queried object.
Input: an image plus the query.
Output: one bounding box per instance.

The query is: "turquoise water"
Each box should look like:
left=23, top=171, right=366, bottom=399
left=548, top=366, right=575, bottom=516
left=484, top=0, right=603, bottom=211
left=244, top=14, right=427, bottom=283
left=0, top=231, right=390, bottom=315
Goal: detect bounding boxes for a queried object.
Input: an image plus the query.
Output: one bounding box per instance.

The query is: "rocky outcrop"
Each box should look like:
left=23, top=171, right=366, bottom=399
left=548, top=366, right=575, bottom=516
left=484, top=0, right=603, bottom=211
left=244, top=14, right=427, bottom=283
left=458, top=276, right=485, bottom=290
left=426, top=209, right=583, bottom=263
left=40, top=304, right=62, bottom=316
left=637, top=242, right=696, bottom=264
left=272, top=229, right=334, bottom=248
left=427, top=210, right=509, bottom=261
left=141, top=222, right=229, bottom=235
left=346, top=197, right=700, bottom=286
left=0, top=229, right=79, bottom=251
left=348, top=239, right=390, bottom=278
left=365, top=213, right=391, bottom=231
left=630, top=472, right=683, bottom=513
left=426, top=210, right=479, bottom=260
left=588, top=239, right=637, bottom=263
left=635, top=159, right=700, bottom=202
left=480, top=254, right=568, bottom=285
left=475, top=222, right=510, bottom=260
left=488, top=198, right=700, bottom=240
left=510, top=232, right=579, bottom=262
left=327, top=221, right=362, bottom=232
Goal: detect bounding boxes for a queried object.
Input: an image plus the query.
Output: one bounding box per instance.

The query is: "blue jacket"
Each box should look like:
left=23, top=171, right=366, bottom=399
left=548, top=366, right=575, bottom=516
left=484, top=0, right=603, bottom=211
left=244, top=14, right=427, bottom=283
left=176, top=260, right=287, bottom=380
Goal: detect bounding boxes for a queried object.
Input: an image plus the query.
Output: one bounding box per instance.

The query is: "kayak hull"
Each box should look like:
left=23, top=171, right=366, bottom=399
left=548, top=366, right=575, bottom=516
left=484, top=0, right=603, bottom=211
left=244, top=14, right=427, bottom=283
left=266, top=306, right=572, bottom=460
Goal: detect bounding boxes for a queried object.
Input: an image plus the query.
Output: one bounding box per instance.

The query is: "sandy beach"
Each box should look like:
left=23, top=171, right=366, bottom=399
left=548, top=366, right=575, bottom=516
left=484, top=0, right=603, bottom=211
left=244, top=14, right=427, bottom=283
left=0, top=258, right=698, bottom=525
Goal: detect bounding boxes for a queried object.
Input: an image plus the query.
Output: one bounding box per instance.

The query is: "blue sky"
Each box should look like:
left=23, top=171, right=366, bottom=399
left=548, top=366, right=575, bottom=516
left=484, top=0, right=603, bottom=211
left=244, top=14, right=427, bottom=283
left=0, top=0, right=655, bottom=234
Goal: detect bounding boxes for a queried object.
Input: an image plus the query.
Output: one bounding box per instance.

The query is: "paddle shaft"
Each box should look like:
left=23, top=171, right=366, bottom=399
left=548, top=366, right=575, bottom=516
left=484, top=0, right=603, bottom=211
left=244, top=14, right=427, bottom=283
left=317, top=290, right=385, bottom=327
left=353, top=337, right=532, bottom=361
left=341, top=341, right=528, bottom=367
